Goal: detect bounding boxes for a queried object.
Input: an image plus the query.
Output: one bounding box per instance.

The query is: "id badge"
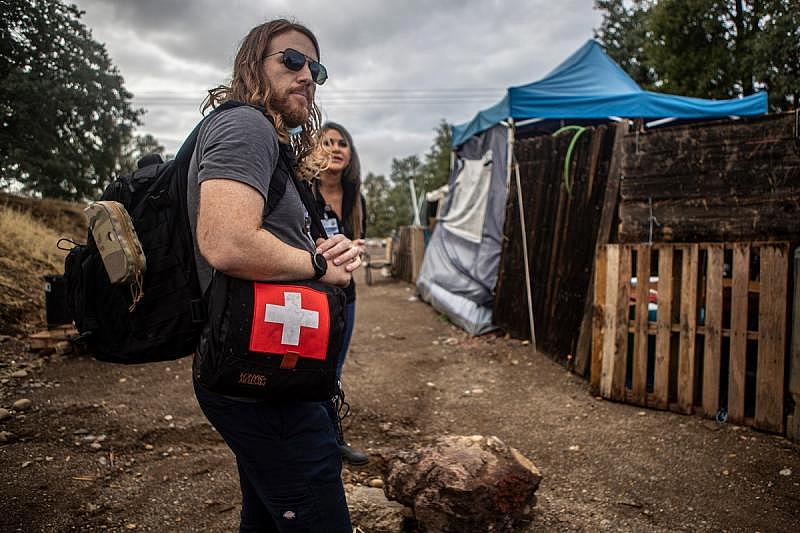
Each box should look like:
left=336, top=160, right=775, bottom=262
left=321, top=217, right=340, bottom=238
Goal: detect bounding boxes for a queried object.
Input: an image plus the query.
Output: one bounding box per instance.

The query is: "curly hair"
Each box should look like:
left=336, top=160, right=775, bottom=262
left=202, top=19, right=323, bottom=167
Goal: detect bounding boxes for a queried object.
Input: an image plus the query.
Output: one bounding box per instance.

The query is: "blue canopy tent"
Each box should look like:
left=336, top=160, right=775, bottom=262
left=417, top=39, right=768, bottom=340
left=453, top=39, right=767, bottom=146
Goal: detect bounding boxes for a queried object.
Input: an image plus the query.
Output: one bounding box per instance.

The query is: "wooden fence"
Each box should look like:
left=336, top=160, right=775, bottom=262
left=494, top=124, right=618, bottom=360
left=592, top=242, right=791, bottom=434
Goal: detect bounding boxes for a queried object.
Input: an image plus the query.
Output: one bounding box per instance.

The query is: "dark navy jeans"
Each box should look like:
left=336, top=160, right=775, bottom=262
left=336, top=301, right=357, bottom=380
left=194, top=381, right=352, bottom=532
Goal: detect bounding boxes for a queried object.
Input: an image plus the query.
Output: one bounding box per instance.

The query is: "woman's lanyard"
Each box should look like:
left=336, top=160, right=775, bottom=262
left=321, top=204, right=341, bottom=238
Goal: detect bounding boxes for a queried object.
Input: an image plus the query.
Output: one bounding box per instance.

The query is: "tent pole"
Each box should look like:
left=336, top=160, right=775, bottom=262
left=508, top=120, right=537, bottom=350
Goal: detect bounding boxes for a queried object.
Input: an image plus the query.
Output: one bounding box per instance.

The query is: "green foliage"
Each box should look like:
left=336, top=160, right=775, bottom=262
left=364, top=120, right=454, bottom=237
left=594, top=0, right=799, bottom=110
left=420, top=120, right=452, bottom=191
left=0, top=0, right=143, bottom=200
left=594, top=0, right=657, bottom=88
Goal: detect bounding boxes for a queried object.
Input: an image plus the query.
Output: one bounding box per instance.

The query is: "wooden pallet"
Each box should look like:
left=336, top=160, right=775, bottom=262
left=592, top=242, right=790, bottom=434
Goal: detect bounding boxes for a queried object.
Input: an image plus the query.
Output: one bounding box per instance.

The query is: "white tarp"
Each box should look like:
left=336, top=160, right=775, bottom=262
left=439, top=150, right=492, bottom=244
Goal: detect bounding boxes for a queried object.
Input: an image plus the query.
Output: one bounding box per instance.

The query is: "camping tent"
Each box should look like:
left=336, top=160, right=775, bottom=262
left=417, top=39, right=768, bottom=338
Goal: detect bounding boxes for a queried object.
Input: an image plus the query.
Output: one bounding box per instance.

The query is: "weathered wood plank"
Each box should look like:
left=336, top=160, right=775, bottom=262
left=611, top=246, right=632, bottom=402
left=632, top=245, right=651, bottom=405
left=575, top=124, right=628, bottom=376
left=788, top=244, right=800, bottom=442
left=677, top=245, right=699, bottom=414
left=617, top=112, right=800, bottom=244
left=728, top=244, right=750, bottom=424
left=619, top=196, right=800, bottom=244
left=590, top=246, right=608, bottom=392
left=702, top=244, right=724, bottom=418
left=755, top=244, right=788, bottom=433
left=654, top=247, right=673, bottom=409
left=600, top=245, right=620, bottom=399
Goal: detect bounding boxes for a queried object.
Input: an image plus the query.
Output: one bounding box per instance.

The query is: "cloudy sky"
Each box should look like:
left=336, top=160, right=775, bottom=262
left=72, top=0, right=602, bottom=178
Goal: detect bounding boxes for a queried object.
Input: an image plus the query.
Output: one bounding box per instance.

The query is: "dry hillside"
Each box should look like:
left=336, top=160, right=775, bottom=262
left=0, top=193, right=86, bottom=336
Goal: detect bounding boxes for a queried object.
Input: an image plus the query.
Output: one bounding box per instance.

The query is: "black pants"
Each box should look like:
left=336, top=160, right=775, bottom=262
left=194, top=381, right=352, bottom=532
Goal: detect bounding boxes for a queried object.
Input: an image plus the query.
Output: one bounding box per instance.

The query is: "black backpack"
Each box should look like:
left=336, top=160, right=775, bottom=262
left=65, top=101, right=290, bottom=364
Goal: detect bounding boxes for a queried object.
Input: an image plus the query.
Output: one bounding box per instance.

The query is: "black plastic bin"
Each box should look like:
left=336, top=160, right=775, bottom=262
left=43, top=274, right=71, bottom=328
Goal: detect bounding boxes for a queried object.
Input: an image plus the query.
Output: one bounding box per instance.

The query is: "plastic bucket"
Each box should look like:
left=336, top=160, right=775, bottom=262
left=43, top=275, right=71, bottom=327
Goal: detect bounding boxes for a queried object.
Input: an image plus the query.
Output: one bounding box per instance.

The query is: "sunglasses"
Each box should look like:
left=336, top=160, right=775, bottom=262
left=266, top=48, right=328, bottom=85
left=323, top=138, right=349, bottom=149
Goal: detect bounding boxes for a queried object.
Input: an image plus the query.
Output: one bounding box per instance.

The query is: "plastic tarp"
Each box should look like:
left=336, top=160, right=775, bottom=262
left=416, top=125, right=508, bottom=335
left=438, top=150, right=493, bottom=243
left=452, top=40, right=768, bottom=147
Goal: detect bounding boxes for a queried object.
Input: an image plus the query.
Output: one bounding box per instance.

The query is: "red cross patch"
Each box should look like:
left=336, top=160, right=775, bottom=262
left=249, top=283, right=330, bottom=360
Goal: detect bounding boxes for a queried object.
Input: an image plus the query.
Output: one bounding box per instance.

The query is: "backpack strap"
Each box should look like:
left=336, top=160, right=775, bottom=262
left=271, top=145, right=327, bottom=241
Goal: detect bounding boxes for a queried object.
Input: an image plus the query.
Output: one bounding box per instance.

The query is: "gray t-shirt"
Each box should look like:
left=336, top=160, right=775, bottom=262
left=187, top=105, right=315, bottom=291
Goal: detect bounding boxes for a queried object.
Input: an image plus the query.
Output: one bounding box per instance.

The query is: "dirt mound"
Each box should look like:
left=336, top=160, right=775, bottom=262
left=0, top=193, right=86, bottom=336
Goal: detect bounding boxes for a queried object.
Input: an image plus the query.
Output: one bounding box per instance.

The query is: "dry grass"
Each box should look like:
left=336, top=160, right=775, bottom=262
left=0, top=207, right=66, bottom=273
left=0, top=200, right=79, bottom=335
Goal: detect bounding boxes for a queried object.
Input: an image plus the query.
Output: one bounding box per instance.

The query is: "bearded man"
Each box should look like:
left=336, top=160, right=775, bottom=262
left=187, top=19, right=359, bottom=532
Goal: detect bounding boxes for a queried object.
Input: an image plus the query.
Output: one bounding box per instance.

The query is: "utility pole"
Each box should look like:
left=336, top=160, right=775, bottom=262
left=408, top=159, right=421, bottom=226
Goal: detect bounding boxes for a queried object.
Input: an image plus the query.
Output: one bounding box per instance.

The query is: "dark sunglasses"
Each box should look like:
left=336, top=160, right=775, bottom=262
left=266, top=48, right=328, bottom=85
left=323, top=137, right=349, bottom=149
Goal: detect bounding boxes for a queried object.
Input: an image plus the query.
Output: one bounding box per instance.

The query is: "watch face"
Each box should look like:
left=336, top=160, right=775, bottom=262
left=312, top=251, right=327, bottom=276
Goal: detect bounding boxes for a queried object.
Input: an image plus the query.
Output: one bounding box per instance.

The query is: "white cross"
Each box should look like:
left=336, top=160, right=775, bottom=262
left=264, top=292, right=319, bottom=346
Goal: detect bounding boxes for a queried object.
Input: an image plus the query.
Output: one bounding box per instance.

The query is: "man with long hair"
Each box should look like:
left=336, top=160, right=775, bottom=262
left=187, top=19, right=360, bottom=531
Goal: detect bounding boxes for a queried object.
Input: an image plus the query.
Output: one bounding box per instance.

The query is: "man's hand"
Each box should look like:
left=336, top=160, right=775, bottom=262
left=320, top=260, right=352, bottom=287
left=316, top=234, right=362, bottom=273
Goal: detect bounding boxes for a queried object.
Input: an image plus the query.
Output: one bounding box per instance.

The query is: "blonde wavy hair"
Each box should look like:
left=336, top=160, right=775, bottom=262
left=202, top=19, right=324, bottom=176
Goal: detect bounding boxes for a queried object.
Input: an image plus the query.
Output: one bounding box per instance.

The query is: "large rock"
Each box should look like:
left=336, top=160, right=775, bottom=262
left=346, top=484, right=412, bottom=532
left=385, top=435, right=541, bottom=532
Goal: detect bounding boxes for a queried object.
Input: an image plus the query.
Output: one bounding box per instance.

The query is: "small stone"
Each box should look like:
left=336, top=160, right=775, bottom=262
left=45, top=456, right=54, bottom=462
left=126, top=524, right=137, bottom=530
left=11, top=370, right=28, bottom=379
left=21, top=461, right=32, bottom=468
left=118, top=378, right=127, bottom=383
left=471, top=388, right=484, bottom=395
left=0, top=430, right=16, bottom=443
left=163, top=414, right=173, bottom=421
left=779, top=468, right=792, bottom=476
left=144, top=444, right=154, bottom=450
left=426, top=382, right=436, bottom=388
left=90, top=442, right=102, bottom=450
left=521, top=340, right=530, bottom=346
left=13, top=399, right=32, bottom=410
left=568, top=445, right=580, bottom=451
left=98, top=456, right=108, bottom=467
left=511, top=359, right=519, bottom=365
left=0, top=408, right=11, bottom=421
left=637, top=411, right=647, bottom=416
left=368, top=478, right=384, bottom=488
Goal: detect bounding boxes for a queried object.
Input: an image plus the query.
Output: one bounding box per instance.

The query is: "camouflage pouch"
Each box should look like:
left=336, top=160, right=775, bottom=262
left=84, top=201, right=147, bottom=310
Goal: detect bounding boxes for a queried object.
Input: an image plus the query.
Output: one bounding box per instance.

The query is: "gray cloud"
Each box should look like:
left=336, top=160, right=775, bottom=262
left=73, top=0, right=601, bottom=178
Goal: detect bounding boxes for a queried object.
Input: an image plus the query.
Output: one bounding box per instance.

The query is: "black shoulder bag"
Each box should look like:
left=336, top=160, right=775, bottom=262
left=193, top=147, right=346, bottom=402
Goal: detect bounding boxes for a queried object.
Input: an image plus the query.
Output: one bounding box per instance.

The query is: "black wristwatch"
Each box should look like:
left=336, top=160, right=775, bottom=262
left=311, top=250, right=327, bottom=280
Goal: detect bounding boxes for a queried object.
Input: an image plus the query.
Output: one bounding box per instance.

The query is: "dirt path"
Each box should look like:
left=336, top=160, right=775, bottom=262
left=1, top=269, right=799, bottom=532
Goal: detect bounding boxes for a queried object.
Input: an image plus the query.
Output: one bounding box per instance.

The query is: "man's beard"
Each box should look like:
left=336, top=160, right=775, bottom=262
left=270, top=90, right=310, bottom=129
